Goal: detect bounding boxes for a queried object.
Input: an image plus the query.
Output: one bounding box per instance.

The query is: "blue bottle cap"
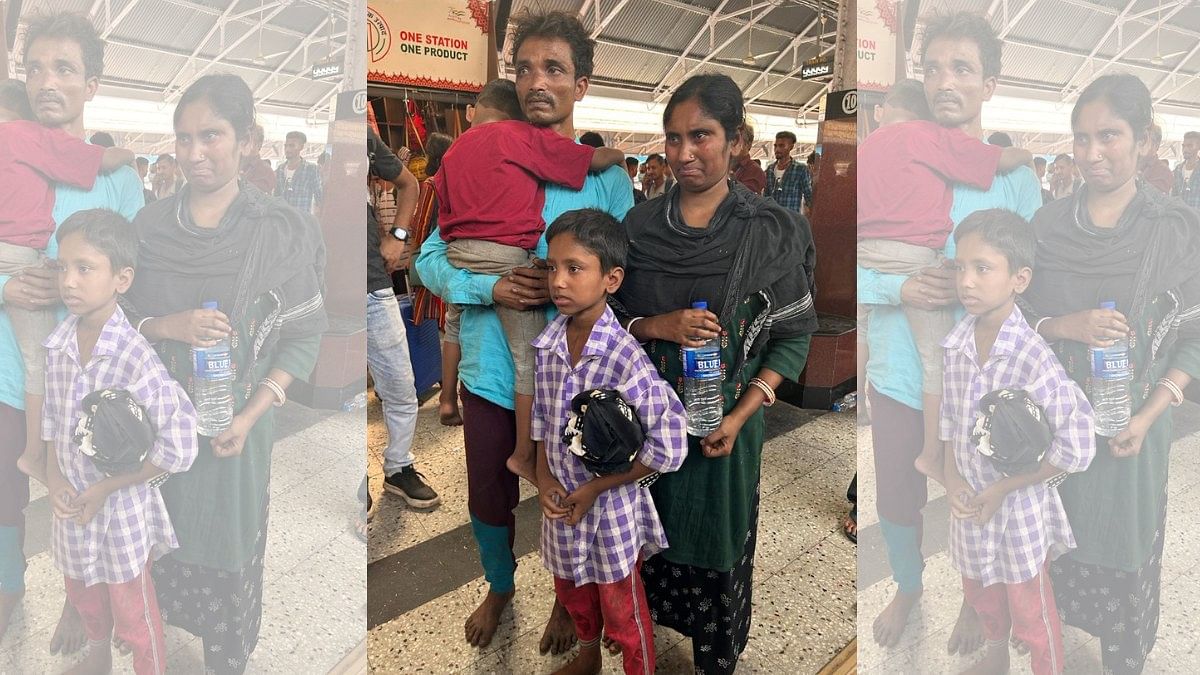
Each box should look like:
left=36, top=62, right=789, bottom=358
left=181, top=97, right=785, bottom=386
left=202, top=300, right=218, bottom=310
left=691, top=301, right=708, bottom=310
left=1099, top=300, right=1116, bottom=310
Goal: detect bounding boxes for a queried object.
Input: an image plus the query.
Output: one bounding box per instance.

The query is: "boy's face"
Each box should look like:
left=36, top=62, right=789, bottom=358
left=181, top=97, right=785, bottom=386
left=953, top=231, right=1030, bottom=321
left=57, top=232, right=133, bottom=322
left=546, top=232, right=623, bottom=318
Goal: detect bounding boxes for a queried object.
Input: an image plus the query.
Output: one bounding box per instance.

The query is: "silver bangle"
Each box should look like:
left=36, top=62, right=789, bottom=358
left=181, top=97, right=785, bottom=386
left=1034, top=316, right=1051, bottom=336
left=260, top=377, right=287, bottom=407
left=625, top=317, right=647, bottom=344
left=136, top=316, right=155, bottom=334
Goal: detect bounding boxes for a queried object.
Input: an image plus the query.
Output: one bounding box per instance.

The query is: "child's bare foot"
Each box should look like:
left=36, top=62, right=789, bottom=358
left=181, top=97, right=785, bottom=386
left=872, top=587, right=921, bottom=647
left=958, top=640, right=1009, bottom=675
left=464, top=589, right=514, bottom=649
left=914, top=450, right=945, bottom=485
left=16, top=449, right=47, bottom=486
left=947, top=599, right=985, bottom=655
left=438, top=398, right=463, bottom=426
left=61, top=640, right=112, bottom=675
left=49, top=600, right=86, bottom=655
left=600, top=635, right=621, bottom=655
left=539, top=599, right=577, bottom=656
left=0, top=590, right=23, bottom=641
left=552, top=641, right=601, bottom=675
left=505, top=453, right=537, bottom=484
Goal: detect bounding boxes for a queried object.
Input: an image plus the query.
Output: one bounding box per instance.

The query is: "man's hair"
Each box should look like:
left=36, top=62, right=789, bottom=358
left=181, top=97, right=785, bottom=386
left=624, top=156, right=639, bottom=170
left=741, top=122, right=755, bottom=145
left=1150, top=123, right=1163, bottom=145
left=884, top=78, right=931, bottom=119
left=644, top=153, right=665, bottom=167
left=475, top=78, right=523, bottom=120
left=286, top=130, right=307, bottom=145
left=89, top=131, right=115, bottom=147
left=135, top=156, right=149, bottom=168
left=1185, top=131, right=1200, bottom=142
left=579, top=131, right=605, bottom=148
left=545, top=208, right=627, bottom=273
left=1053, top=153, right=1073, bottom=164
left=0, top=79, right=33, bottom=120
left=953, top=208, right=1035, bottom=273
left=987, top=131, right=1013, bottom=147
left=156, top=153, right=175, bottom=164
left=510, top=10, right=595, bottom=79
left=22, top=12, right=105, bottom=80
left=1033, top=156, right=1046, bottom=168
left=252, top=124, right=265, bottom=145
left=776, top=131, right=798, bottom=144
left=920, top=11, right=1003, bottom=79
left=56, top=208, right=138, bottom=271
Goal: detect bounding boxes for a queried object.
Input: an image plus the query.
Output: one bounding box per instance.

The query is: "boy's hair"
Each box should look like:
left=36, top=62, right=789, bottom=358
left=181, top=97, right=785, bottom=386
left=579, top=131, right=605, bottom=148
left=884, top=78, right=931, bottom=120
left=89, top=131, right=115, bottom=147
left=135, top=156, right=149, bottom=169
left=545, top=208, right=627, bottom=272
left=987, top=131, right=1013, bottom=147
left=624, top=156, right=639, bottom=170
left=1053, top=153, right=1073, bottom=164
left=0, top=80, right=34, bottom=120
left=56, top=209, right=138, bottom=272
left=475, top=78, right=524, bottom=120
left=286, top=130, right=307, bottom=145
left=953, top=208, right=1035, bottom=272
left=1033, top=156, right=1046, bottom=168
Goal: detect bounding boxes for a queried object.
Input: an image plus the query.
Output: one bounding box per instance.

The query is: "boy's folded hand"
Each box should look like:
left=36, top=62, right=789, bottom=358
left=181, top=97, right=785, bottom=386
left=73, top=482, right=115, bottom=525
left=944, top=472, right=980, bottom=520
left=49, top=483, right=81, bottom=520
left=538, top=478, right=570, bottom=520
left=967, top=483, right=1007, bottom=526
left=562, top=481, right=600, bottom=526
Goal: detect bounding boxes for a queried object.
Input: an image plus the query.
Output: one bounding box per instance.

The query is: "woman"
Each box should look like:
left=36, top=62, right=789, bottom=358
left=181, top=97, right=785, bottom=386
left=1022, top=73, right=1200, bottom=673
left=613, top=73, right=817, bottom=673
left=123, top=74, right=327, bottom=673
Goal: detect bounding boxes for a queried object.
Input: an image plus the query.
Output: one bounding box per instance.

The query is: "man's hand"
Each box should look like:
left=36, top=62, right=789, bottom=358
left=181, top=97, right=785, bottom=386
left=492, top=264, right=550, bottom=311
left=2, top=264, right=60, bottom=311
left=900, top=264, right=957, bottom=310
left=380, top=237, right=410, bottom=273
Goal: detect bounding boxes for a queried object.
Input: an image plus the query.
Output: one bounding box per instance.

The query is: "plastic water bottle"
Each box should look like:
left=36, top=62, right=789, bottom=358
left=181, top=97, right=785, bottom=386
left=192, top=301, right=234, bottom=437
left=1089, top=300, right=1132, bottom=437
left=682, top=301, right=723, bottom=437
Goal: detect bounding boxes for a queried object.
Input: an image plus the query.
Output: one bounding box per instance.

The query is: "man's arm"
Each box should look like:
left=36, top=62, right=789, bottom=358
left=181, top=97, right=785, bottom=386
left=413, top=225, right=501, bottom=306
left=391, top=165, right=419, bottom=232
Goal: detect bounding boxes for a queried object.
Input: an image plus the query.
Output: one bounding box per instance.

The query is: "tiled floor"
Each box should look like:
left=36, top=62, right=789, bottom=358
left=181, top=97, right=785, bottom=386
left=367, top=391, right=858, bottom=673
left=0, top=405, right=367, bottom=673
left=857, top=401, right=1200, bottom=673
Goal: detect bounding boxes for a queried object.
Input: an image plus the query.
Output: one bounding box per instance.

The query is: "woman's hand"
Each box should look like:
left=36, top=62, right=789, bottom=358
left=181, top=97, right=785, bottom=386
left=648, top=308, right=721, bottom=348
left=562, top=481, right=600, bottom=525
left=700, top=414, right=746, bottom=458
left=151, top=308, right=232, bottom=347
left=1045, top=309, right=1129, bottom=347
left=211, top=414, right=254, bottom=458
left=2, top=264, right=60, bottom=311
left=492, top=264, right=550, bottom=311
left=1109, top=413, right=1151, bottom=458
left=900, top=264, right=957, bottom=310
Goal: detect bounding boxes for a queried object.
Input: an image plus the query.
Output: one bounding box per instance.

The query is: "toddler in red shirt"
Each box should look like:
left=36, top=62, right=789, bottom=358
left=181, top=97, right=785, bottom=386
left=0, top=80, right=134, bottom=484
left=434, top=78, right=623, bottom=482
left=857, top=78, right=1031, bottom=481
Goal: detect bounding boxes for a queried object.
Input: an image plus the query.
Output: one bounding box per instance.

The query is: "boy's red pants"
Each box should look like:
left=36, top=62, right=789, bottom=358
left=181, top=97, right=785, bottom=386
left=553, top=560, right=655, bottom=675
left=64, top=562, right=166, bottom=675
left=962, top=566, right=1064, bottom=675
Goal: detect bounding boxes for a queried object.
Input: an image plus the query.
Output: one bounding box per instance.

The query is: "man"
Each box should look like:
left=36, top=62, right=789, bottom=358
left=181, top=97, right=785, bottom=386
left=1174, top=130, right=1200, bottom=208
left=1141, top=124, right=1174, bottom=195
left=275, top=130, right=323, bottom=214
left=135, top=156, right=156, bottom=204
left=151, top=153, right=182, bottom=200
left=642, top=153, right=668, bottom=199
left=625, top=156, right=646, bottom=204
left=416, top=8, right=633, bottom=655
left=241, top=123, right=277, bottom=194
left=1032, top=156, right=1052, bottom=204
left=765, top=130, right=813, bottom=215
left=731, top=123, right=766, bottom=195
left=857, top=10, right=1042, bottom=657
left=1048, top=153, right=1079, bottom=200
left=0, top=10, right=145, bottom=655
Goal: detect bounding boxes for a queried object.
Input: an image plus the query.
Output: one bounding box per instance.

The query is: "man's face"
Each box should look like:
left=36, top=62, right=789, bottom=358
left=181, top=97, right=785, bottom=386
left=1034, top=161, right=1046, bottom=180
left=774, top=136, right=794, bottom=161
left=922, top=37, right=996, bottom=129
left=24, top=37, right=98, bottom=130
left=136, top=161, right=148, bottom=179
left=284, top=137, right=303, bottom=161
left=514, top=36, right=587, bottom=127
left=1052, top=159, right=1072, bottom=180
left=1183, top=136, right=1199, bottom=161
left=644, top=158, right=663, bottom=184
left=625, top=161, right=637, bottom=179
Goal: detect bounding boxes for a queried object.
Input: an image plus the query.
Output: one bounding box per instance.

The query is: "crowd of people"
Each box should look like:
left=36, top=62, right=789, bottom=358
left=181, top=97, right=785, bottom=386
left=859, top=10, right=1198, bottom=675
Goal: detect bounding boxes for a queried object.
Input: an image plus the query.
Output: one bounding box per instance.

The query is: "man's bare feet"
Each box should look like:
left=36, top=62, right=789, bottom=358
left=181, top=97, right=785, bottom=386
left=62, top=641, right=112, bottom=675
left=438, top=398, right=463, bottom=426
left=16, top=449, right=47, bottom=486
left=872, top=587, right=921, bottom=647
left=50, top=600, right=86, bottom=655
left=539, top=598, right=577, bottom=655
left=552, top=642, right=601, bottom=675
left=0, top=590, right=23, bottom=642
left=464, top=589, right=514, bottom=649
left=505, top=454, right=537, bottom=484
left=958, top=640, right=1009, bottom=675
left=947, top=599, right=985, bottom=655
left=914, top=449, right=945, bottom=486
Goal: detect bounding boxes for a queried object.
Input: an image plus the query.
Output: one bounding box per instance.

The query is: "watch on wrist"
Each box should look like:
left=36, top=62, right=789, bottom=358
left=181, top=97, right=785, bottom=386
left=389, top=226, right=409, bottom=242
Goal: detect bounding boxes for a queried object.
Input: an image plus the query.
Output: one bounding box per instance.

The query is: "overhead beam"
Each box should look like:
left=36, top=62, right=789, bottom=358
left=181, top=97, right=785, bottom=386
left=1063, top=0, right=1187, bottom=98
left=589, top=0, right=634, bottom=38
left=996, top=0, right=1039, bottom=40
left=165, top=1, right=292, bottom=101
left=1057, top=0, right=1140, bottom=97
left=647, top=0, right=735, bottom=103
left=652, top=1, right=782, bottom=103
left=160, top=0, right=247, bottom=96
left=252, top=16, right=331, bottom=97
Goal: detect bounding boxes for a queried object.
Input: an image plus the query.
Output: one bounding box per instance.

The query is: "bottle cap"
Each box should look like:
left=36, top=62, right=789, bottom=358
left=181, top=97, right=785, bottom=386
left=1100, top=300, right=1117, bottom=310
left=202, top=300, right=218, bottom=310
left=691, top=301, right=708, bottom=311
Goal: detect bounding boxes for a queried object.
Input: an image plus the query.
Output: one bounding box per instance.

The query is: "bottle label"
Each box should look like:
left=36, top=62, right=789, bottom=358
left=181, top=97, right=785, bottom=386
left=194, top=349, right=232, bottom=381
left=1091, top=346, right=1129, bottom=380
left=683, top=348, right=721, bottom=380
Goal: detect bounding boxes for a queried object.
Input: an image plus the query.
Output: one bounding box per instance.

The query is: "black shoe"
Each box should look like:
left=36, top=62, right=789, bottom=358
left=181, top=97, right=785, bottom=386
left=384, top=466, right=441, bottom=508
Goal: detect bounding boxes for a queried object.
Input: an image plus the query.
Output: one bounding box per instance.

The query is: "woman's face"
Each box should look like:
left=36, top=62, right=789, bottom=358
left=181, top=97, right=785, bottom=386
left=664, top=98, right=741, bottom=194
left=174, top=99, right=251, bottom=193
left=1072, top=99, right=1148, bottom=193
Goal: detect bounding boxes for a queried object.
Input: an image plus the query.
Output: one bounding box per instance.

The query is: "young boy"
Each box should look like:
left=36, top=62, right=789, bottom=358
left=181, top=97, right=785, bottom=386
left=0, top=79, right=136, bottom=485
left=857, top=78, right=1033, bottom=483
left=940, top=209, right=1095, bottom=675
left=43, top=209, right=197, bottom=675
left=434, top=78, right=625, bottom=484
left=532, top=209, right=687, bottom=675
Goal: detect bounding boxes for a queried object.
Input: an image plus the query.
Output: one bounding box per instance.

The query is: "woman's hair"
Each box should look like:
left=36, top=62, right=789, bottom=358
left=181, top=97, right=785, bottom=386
left=663, top=73, right=745, bottom=144
left=174, top=74, right=256, bottom=141
left=1071, top=73, right=1153, bottom=143
left=424, top=133, right=453, bottom=176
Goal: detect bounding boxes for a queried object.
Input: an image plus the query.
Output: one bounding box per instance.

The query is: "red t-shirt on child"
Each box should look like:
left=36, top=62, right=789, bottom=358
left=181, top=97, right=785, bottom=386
left=858, top=119, right=1003, bottom=248
left=0, top=120, right=106, bottom=249
left=435, top=120, right=596, bottom=250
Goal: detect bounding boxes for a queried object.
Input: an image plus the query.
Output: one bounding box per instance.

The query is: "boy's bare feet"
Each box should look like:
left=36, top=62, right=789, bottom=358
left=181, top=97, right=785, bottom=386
left=61, top=641, right=112, bottom=675
left=464, top=589, right=514, bottom=648
left=552, top=642, right=601, bottom=675
left=601, top=635, right=621, bottom=655
left=16, top=449, right=47, bottom=486
left=958, top=640, right=1009, bottom=675
left=914, top=450, right=945, bottom=486
left=505, top=453, right=537, bottom=484
left=438, top=398, right=463, bottom=426
left=0, top=590, right=23, bottom=641
left=872, top=587, right=921, bottom=647
left=947, top=600, right=985, bottom=655
left=50, top=600, right=86, bottom=655
left=539, top=599, right=577, bottom=655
